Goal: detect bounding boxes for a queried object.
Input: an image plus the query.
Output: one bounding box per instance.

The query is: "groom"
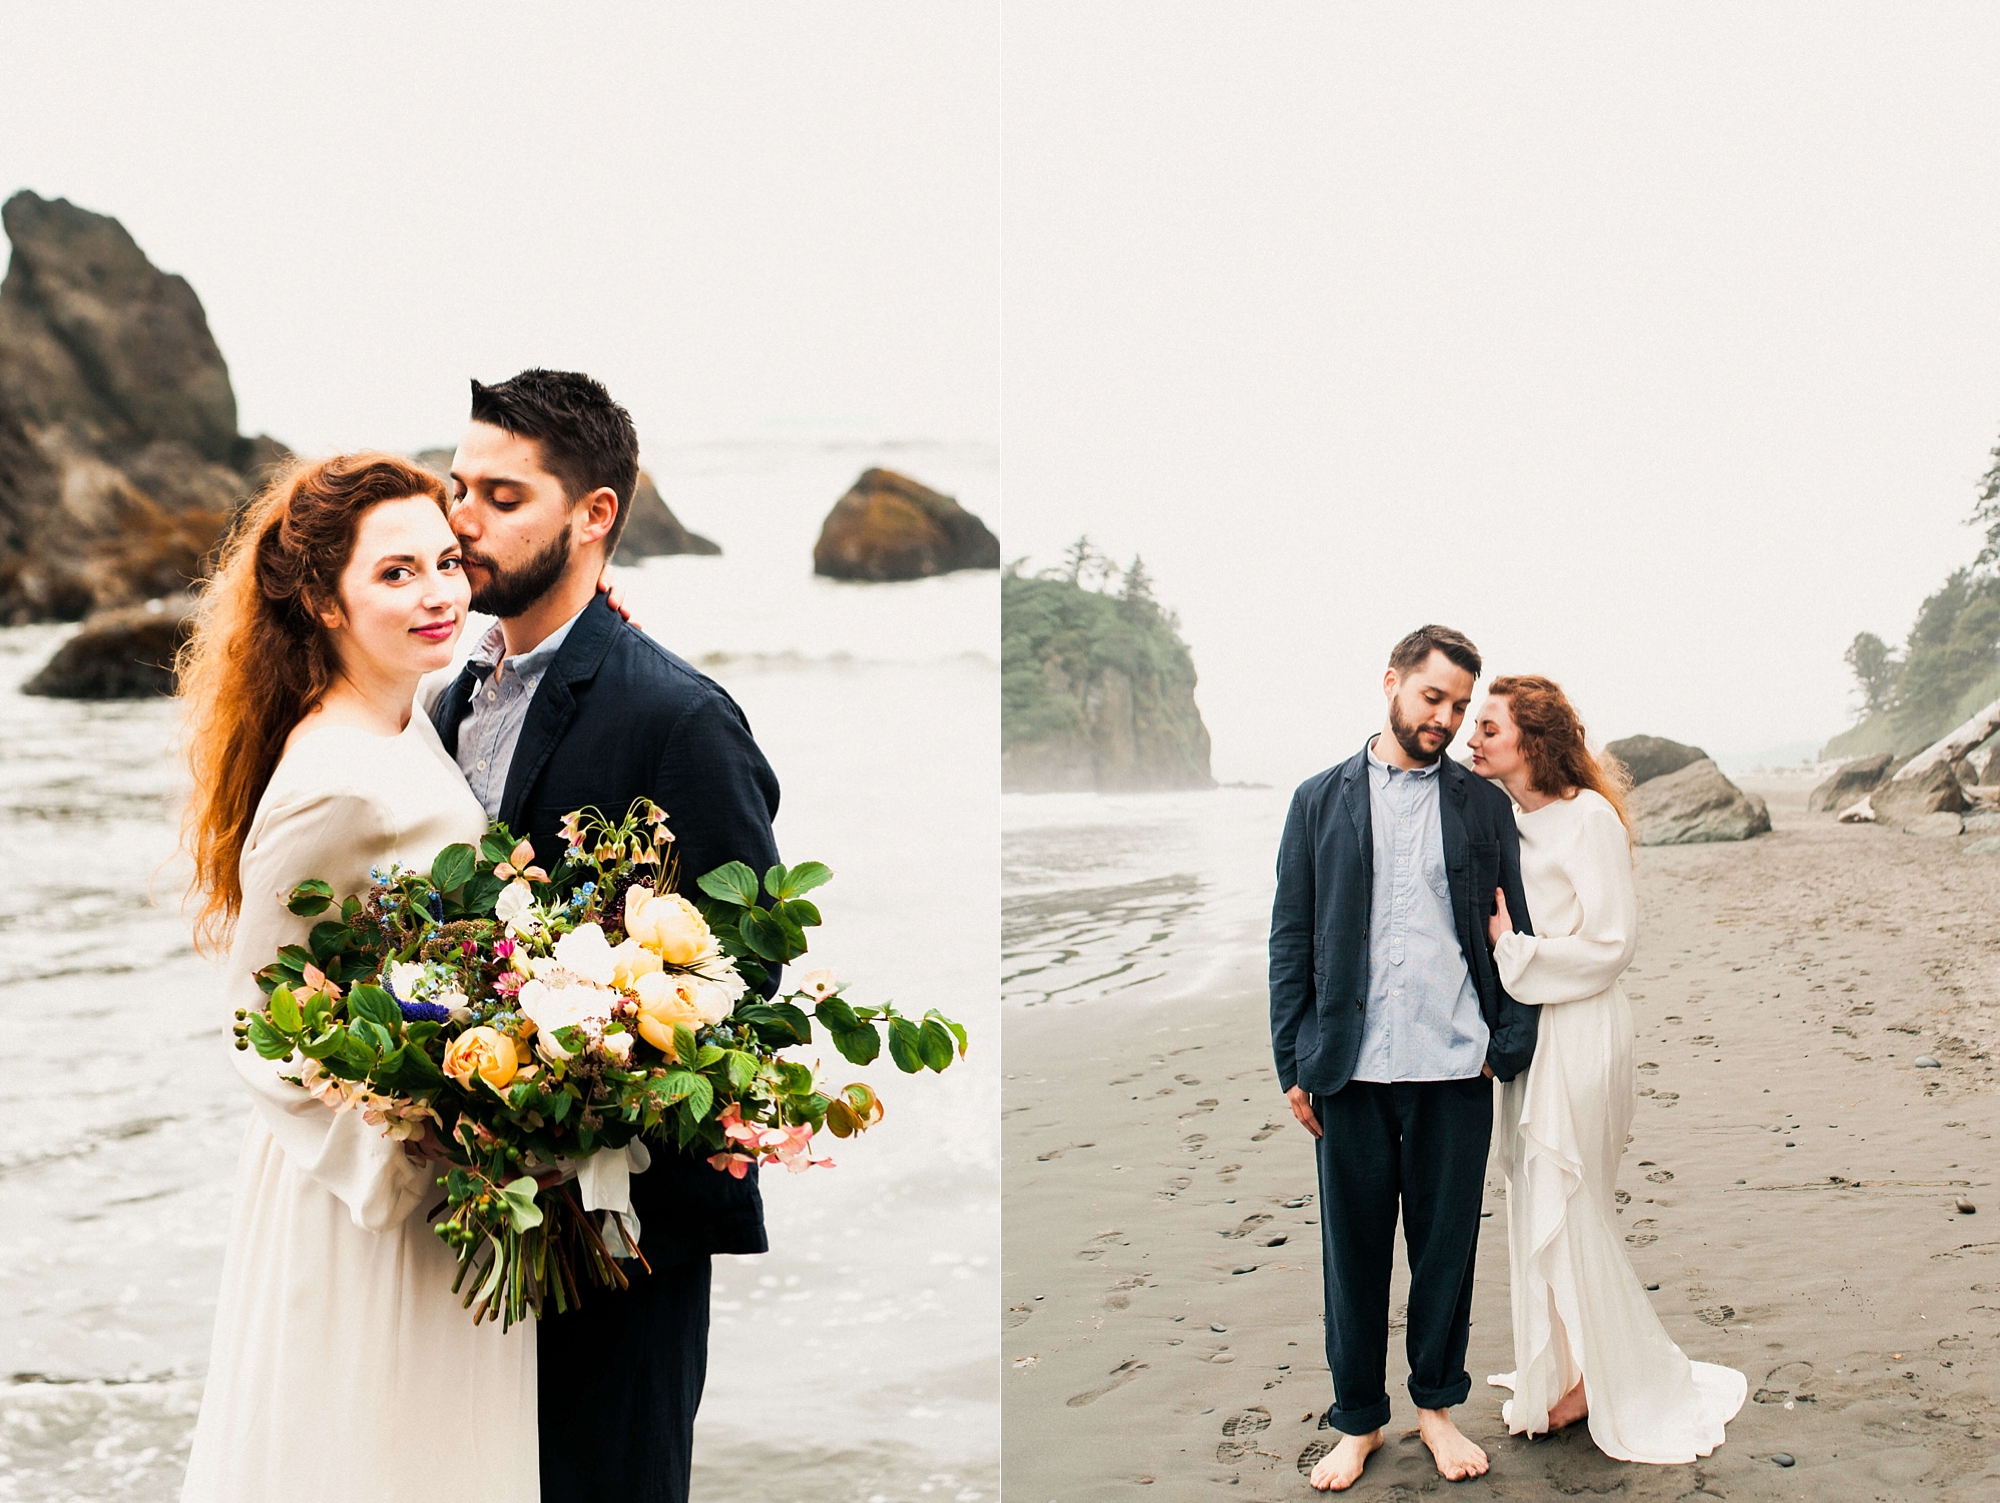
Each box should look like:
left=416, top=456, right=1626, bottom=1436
left=432, top=369, right=780, bottom=1503
left=1268, top=625, right=1537, bottom=1491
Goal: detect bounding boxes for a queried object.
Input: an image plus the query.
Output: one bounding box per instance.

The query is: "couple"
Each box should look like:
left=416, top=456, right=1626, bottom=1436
left=1268, top=624, right=1748, bottom=1491
left=176, top=370, right=777, bottom=1503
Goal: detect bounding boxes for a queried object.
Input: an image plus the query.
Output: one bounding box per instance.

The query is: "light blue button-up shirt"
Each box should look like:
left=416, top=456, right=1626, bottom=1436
left=1350, top=739, right=1489, bottom=1083
left=453, top=609, right=584, bottom=818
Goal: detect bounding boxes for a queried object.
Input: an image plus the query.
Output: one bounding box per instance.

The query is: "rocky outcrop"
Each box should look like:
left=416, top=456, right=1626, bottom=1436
left=1629, top=759, right=1771, bottom=845
left=1870, top=759, right=1966, bottom=830
left=1002, top=572, right=1214, bottom=793
left=411, top=451, right=718, bottom=560
left=0, top=191, right=284, bottom=628
left=1605, top=734, right=1708, bottom=787
left=23, top=597, right=191, bottom=698
left=1808, top=752, right=1895, bottom=813
left=812, top=468, right=998, bottom=582
left=615, top=471, right=719, bottom=560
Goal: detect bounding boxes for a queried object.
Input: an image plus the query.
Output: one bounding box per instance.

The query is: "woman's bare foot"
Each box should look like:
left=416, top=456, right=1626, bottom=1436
left=1545, top=1378, right=1588, bottom=1431
left=1308, top=1429, right=1384, bottom=1491
left=1416, top=1408, right=1489, bottom=1481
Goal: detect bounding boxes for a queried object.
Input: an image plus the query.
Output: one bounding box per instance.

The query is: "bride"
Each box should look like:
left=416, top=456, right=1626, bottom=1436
left=1466, top=675, right=1746, bottom=1464
left=176, top=454, right=536, bottom=1501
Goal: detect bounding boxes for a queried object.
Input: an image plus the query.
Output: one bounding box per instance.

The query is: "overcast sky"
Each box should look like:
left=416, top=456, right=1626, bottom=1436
left=1005, top=4, right=2000, bottom=782
left=1, top=2, right=998, bottom=455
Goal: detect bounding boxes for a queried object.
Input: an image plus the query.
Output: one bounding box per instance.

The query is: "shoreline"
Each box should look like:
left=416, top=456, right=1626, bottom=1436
left=1003, top=778, right=2000, bottom=1501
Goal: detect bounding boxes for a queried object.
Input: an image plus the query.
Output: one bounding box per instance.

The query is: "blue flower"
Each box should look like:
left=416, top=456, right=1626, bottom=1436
left=399, top=1001, right=451, bottom=1023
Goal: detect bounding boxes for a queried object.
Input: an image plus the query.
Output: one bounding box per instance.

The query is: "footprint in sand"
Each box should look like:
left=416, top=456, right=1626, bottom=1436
left=1222, top=1407, right=1272, bottom=1437
left=1695, top=1305, right=1736, bottom=1326
left=1175, top=1074, right=1201, bottom=1086
left=1036, top=1141, right=1096, bottom=1162
left=1076, top=1230, right=1126, bottom=1261
left=1297, top=1439, right=1335, bottom=1475
left=1646, top=1169, right=1675, bottom=1183
left=1221, top=1214, right=1273, bottom=1240
left=1066, top=1358, right=1147, bottom=1407
left=1652, top=1092, right=1679, bottom=1106
left=1005, top=1304, right=1033, bottom=1330
left=1105, top=1275, right=1145, bottom=1310
left=1250, top=1122, right=1284, bottom=1141
left=1283, top=1194, right=1314, bottom=1209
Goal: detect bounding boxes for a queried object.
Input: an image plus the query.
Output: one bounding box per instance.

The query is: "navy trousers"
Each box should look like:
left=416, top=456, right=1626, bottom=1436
left=538, top=1254, right=712, bottom=1503
left=1313, top=1077, right=1491, bottom=1435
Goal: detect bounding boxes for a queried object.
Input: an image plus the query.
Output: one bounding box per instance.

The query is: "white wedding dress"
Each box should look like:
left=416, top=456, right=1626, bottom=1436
left=181, top=712, right=537, bottom=1502
left=1485, top=787, right=1746, bottom=1463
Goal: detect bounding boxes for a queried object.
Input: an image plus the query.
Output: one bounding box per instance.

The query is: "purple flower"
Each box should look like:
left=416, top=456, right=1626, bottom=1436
left=400, top=1001, right=451, bottom=1023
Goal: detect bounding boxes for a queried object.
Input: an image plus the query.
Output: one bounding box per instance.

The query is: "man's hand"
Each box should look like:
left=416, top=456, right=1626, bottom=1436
left=1287, top=1084, right=1321, bottom=1139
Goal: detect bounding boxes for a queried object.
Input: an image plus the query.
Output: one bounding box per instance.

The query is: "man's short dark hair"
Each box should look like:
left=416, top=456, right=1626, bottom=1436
left=469, top=369, right=641, bottom=553
left=1389, top=624, right=1482, bottom=680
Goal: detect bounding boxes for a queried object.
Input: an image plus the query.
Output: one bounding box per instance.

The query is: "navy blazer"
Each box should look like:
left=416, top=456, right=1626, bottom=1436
left=433, top=592, right=781, bottom=1263
left=1268, top=740, right=1539, bottom=1097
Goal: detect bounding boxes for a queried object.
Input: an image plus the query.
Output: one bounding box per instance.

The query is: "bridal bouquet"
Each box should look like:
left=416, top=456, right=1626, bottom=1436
left=233, top=800, right=967, bottom=1330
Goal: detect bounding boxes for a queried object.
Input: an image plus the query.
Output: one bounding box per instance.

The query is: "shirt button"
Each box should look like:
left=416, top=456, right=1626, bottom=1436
left=476, top=759, right=488, bottom=770
left=487, top=690, right=497, bottom=702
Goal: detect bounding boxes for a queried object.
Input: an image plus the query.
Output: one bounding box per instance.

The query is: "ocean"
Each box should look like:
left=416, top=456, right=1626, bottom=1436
left=0, top=439, right=998, bottom=1503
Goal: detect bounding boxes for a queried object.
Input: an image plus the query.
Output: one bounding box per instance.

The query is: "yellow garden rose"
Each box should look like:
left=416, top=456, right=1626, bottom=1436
left=624, top=887, right=715, bottom=967
left=633, top=972, right=704, bottom=1057
left=443, top=1026, right=519, bottom=1092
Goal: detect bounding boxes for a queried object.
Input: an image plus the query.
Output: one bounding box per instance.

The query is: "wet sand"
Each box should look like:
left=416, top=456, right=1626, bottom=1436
left=1003, top=775, right=2000, bottom=1502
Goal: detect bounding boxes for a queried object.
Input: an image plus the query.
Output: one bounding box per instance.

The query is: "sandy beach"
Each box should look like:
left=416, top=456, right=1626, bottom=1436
left=1003, top=774, right=2000, bottom=1502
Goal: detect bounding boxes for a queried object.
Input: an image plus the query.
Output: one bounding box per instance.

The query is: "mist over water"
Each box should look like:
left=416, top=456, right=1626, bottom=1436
left=0, top=441, right=998, bottom=1503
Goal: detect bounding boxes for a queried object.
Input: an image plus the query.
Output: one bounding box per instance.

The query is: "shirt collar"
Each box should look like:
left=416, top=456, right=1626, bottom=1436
left=466, top=606, right=586, bottom=684
left=1366, top=736, right=1442, bottom=780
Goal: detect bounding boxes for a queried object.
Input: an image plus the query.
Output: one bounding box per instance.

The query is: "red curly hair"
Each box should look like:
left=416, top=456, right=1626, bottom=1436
left=176, top=452, right=449, bottom=952
left=1488, top=674, right=1634, bottom=841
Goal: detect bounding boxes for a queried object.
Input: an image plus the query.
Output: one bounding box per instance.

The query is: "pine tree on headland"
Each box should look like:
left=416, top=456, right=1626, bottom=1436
left=1844, top=632, right=1901, bottom=718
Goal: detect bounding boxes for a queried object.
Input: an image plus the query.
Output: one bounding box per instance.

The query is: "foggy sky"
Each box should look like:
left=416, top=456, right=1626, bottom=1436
left=0, top=2, right=999, bottom=455
left=1005, top=4, right=2000, bottom=783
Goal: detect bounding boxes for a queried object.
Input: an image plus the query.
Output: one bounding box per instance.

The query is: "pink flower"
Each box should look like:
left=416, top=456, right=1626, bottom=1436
left=708, top=1151, right=757, bottom=1179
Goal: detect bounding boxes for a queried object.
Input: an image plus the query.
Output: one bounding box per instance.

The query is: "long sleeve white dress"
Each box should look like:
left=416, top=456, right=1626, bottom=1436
left=1485, top=787, right=1746, bottom=1463
left=180, top=712, right=537, bottom=1503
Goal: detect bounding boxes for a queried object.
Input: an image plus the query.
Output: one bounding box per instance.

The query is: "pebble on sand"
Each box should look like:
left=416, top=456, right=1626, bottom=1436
left=1915, top=1055, right=1941, bottom=1068
left=1956, top=1197, right=1977, bottom=1215
left=1772, top=1453, right=1796, bottom=1467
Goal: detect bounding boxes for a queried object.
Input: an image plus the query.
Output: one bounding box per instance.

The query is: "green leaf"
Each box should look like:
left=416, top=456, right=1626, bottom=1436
left=481, top=828, right=518, bottom=865
left=695, top=1044, right=725, bottom=1069
left=763, top=862, right=789, bottom=900
left=684, top=1074, right=715, bottom=1122
left=430, top=843, right=478, bottom=894
left=275, top=944, right=317, bottom=974
left=286, top=879, right=334, bottom=916
left=813, top=997, right=859, bottom=1032
left=777, top=861, right=832, bottom=899
left=355, top=1017, right=397, bottom=1055
left=887, top=1018, right=924, bottom=1073
left=497, top=1176, right=544, bottom=1233
left=777, top=1059, right=815, bottom=1096
left=347, top=984, right=401, bottom=1031
left=460, top=871, right=505, bottom=915
left=267, top=984, right=302, bottom=1033
left=830, top=1025, right=880, bottom=1067
left=919, top=1018, right=955, bottom=1072
left=307, top=919, right=351, bottom=967
left=723, top=1049, right=758, bottom=1090
left=771, top=910, right=808, bottom=953
left=934, top=1014, right=969, bottom=1056
left=776, top=897, right=822, bottom=930
left=738, top=1001, right=812, bottom=1046
left=735, top=906, right=792, bottom=962
left=551, top=1091, right=574, bottom=1124
left=697, top=861, right=760, bottom=908
left=672, top=1024, right=700, bottom=1069
left=245, top=1014, right=293, bottom=1060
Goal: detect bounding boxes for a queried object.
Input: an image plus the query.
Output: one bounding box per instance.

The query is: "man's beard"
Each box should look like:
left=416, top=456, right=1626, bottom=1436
left=1389, top=698, right=1449, bottom=765
left=465, top=528, right=572, bottom=618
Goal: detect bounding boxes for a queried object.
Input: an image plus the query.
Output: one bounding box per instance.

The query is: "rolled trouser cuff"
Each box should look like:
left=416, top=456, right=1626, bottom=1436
left=1325, top=1395, right=1391, bottom=1436
left=1408, top=1373, right=1471, bottom=1412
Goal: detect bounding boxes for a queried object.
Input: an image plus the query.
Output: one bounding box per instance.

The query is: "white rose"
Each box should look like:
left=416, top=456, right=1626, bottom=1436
left=692, top=980, right=735, bottom=1027
left=518, top=976, right=617, bottom=1062
left=495, top=878, right=538, bottom=935
left=549, top=922, right=619, bottom=986
left=388, top=961, right=426, bottom=1002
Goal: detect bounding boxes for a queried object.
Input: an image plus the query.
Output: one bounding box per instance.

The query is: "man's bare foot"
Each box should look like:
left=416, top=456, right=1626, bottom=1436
left=1308, top=1429, right=1384, bottom=1491
left=1416, top=1408, right=1489, bottom=1482
left=1545, top=1377, right=1588, bottom=1431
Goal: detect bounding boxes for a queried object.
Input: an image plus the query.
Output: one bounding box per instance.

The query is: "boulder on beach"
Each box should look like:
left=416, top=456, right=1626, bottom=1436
left=23, top=597, right=191, bottom=698
left=1809, top=753, right=1894, bottom=813
left=1605, top=734, right=1709, bottom=788
left=0, top=191, right=283, bottom=634
left=410, top=452, right=719, bottom=561
left=1628, top=758, right=1771, bottom=846
left=812, top=468, right=998, bottom=583
left=1869, top=759, right=1967, bottom=830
